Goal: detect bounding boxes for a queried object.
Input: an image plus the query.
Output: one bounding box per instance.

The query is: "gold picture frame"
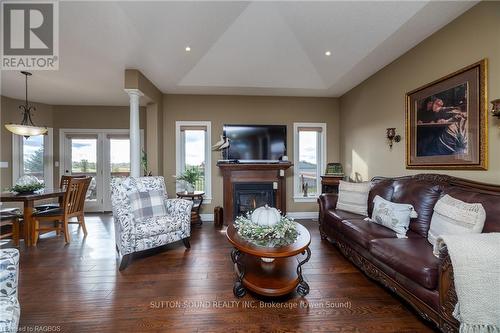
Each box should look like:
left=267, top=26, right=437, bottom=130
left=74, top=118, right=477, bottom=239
left=405, top=59, right=488, bottom=170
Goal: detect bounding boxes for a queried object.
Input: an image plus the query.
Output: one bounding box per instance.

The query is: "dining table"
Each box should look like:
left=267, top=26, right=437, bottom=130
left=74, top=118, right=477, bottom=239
left=0, top=188, right=66, bottom=246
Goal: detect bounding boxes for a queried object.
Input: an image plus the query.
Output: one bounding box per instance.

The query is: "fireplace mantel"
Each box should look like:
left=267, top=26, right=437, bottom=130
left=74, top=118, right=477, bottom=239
left=217, top=162, right=293, bottom=225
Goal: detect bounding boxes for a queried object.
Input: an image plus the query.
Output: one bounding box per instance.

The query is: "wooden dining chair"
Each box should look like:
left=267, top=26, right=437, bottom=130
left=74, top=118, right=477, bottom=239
left=0, top=212, right=21, bottom=246
left=35, top=175, right=87, bottom=212
left=32, top=177, right=92, bottom=245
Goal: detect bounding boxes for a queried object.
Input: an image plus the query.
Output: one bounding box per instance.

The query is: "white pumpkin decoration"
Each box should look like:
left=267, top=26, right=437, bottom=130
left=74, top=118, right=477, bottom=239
left=251, top=205, right=281, bottom=227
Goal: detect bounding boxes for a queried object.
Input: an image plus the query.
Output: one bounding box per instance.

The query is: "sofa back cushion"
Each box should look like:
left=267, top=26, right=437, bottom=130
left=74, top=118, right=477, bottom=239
left=443, top=187, right=500, bottom=233
left=391, top=179, right=442, bottom=237
left=368, top=179, right=394, bottom=216
left=336, top=181, right=371, bottom=216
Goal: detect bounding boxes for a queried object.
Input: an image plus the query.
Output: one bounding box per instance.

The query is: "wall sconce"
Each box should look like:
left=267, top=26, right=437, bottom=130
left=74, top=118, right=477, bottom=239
left=491, top=99, right=500, bottom=119
left=386, top=128, right=401, bottom=149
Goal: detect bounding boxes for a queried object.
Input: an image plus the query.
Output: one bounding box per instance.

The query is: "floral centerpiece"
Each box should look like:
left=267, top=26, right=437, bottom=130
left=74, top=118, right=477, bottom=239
left=235, top=205, right=298, bottom=248
left=11, top=175, right=44, bottom=194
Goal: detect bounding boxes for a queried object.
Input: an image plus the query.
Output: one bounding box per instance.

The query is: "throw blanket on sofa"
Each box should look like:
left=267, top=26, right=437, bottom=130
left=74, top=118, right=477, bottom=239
left=438, top=233, right=500, bottom=333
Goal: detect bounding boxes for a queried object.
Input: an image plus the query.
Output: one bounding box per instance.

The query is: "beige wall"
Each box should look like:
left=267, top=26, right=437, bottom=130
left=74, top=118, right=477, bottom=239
left=163, top=94, right=340, bottom=214
left=339, top=1, right=500, bottom=184
left=0, top=97, right=146, bottom=189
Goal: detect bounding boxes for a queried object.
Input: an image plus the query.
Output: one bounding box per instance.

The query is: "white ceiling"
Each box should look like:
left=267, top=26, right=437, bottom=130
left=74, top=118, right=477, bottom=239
left=1, top=1, right=476, bottom=106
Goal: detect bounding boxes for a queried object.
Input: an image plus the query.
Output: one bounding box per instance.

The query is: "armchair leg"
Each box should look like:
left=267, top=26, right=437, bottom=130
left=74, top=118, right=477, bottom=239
left=119, top=254, right=132, bottom=271
left=182, top=237, right=191, bottom=249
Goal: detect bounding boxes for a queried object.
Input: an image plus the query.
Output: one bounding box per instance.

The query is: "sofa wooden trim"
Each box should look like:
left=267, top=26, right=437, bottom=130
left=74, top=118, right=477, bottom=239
left=319, top=197, right=459, bottom=332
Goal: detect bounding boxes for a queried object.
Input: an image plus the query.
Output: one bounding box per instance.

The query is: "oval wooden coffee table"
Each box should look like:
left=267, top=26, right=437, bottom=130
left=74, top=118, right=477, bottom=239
left=226, top=223, right=311, bottom=298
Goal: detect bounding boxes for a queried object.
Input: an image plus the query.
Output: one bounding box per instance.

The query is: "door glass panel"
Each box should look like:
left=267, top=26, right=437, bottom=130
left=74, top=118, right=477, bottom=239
left=71, top=138, right=97, bottom=201
left=22, top=135, right=44, bottom=183
left=298, top=131, right=318, bottom=196
left=110, top=138, right=130, bottom=178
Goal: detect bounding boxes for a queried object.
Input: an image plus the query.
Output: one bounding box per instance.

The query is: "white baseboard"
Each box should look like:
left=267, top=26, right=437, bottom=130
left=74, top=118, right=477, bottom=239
left=199, top=211, right=318, bottom=222
left=200, top=213, right=214, bottom=222
left=287, top=211, right=319, bottom=220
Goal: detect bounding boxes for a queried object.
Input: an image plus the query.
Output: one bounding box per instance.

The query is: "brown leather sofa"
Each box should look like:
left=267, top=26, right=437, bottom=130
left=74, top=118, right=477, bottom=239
left=318, top=174, right=500, bottom=332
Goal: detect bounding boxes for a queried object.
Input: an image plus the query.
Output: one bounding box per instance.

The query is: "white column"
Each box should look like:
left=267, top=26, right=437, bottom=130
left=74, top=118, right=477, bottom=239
left=125, top=89, right=143, bottom=177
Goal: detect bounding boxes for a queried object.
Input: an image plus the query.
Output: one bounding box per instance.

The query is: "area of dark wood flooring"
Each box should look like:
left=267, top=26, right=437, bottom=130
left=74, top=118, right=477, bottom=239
left=13, top=214, right=436, bottom=332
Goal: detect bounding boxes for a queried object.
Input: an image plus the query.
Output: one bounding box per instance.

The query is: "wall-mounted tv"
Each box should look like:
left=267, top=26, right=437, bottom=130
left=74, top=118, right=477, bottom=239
left=223, top=125, right=287, bottom=162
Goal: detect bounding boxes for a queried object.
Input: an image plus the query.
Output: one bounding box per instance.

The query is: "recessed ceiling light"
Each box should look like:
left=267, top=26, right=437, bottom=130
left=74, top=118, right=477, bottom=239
left=325, top=51, right=331, bottom=56
left=185, top=46, right=191, bottom=52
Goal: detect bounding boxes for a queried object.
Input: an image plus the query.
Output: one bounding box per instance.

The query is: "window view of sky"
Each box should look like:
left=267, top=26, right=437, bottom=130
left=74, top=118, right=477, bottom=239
left=185, top=130, right=205, bottom=166
left=72, top=139, right=97, bottom=163
left=71, top=139, right=130, bottom=163
left=110, top=139, right=130, bottom=164
left=299, top=131, right=317, bottom=164
left=23, top=135, right=44, bottom=178
left=23, top=135, right=43, bottom=157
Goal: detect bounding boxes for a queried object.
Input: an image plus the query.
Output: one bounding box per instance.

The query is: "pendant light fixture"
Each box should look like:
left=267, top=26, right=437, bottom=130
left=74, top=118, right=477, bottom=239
left=5, top=71, right=48, bottom=138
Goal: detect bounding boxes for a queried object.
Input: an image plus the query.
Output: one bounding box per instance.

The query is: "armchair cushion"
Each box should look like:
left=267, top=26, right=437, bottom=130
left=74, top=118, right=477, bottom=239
left=135, top=215, right=182, bottom=239
left=128, top=190, right=167, bottom=220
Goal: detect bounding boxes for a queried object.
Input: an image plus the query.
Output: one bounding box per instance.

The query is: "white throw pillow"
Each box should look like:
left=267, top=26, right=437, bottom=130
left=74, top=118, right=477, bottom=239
left=369, top=195, right=418, bottom=237
left=336, top=180, right=371, bottom=216
left=428, top=194, right=486, bottom=256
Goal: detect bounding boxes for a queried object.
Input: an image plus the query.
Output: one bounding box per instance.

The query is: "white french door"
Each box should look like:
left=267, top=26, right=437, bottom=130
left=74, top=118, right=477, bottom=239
left=61, top=129, right=143, bottom=212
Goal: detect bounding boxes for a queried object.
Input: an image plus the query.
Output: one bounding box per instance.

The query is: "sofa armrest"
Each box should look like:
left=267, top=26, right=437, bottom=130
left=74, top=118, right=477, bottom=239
left=165, top=199, right=193, bottom=234
left=318, top=193, right=338, bottom=216
left=0, top=248, right=19, bottom=299
left=318, top=194, right=338, bottom=238
left=438, top=245, right=459, bottom=327
left=318, top=193, right=338, bottom=211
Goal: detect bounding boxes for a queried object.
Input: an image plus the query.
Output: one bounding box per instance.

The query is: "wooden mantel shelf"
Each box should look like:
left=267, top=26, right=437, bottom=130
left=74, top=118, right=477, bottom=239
left=217, top=161, right=293, bottom=170
left=217, top=161, right=293, bottom=225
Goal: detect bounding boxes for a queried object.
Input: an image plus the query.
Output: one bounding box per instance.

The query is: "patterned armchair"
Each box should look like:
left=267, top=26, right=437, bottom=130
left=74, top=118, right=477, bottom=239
left=0, top=248, right=20, bottom=333
left=110, top=176, right=193, bottom=270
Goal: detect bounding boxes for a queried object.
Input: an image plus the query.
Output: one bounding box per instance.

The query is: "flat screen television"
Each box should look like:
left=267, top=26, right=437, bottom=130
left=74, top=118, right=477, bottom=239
left=223, top=125, right=287, bottom=162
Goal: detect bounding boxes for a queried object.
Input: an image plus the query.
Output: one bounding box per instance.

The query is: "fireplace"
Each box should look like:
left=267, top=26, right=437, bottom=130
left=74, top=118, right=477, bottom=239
left=217, top=162, right=292, bottom=225
left=233, top=183, right=275, bottom=218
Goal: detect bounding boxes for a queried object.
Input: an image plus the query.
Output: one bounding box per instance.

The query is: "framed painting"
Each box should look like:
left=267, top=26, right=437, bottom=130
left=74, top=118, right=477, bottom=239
left=406, top=59, right=488, bottom=170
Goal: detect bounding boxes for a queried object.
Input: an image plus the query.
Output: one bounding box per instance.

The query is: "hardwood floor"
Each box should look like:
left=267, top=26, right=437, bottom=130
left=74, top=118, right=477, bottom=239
left=14, top=214, right=436, bottom=332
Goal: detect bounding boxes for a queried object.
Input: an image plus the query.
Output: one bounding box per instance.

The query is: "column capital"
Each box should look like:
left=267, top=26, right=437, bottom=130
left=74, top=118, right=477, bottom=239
left=124, top=88, right=144, bottom=97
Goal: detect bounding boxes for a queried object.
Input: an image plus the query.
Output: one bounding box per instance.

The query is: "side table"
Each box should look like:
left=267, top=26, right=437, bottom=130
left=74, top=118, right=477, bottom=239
left=176, top=191, right=205, bottom=226
left=320, top=175, right=344, bottom=194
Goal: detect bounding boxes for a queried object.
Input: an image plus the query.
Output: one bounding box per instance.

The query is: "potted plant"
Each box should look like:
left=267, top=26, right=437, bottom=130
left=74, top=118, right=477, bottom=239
left=141, top=149, right=152, bottom=176
left=176, top=167, right=202, bottom=193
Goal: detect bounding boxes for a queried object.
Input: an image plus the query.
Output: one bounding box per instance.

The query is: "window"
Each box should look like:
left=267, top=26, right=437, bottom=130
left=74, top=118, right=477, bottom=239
left=293, top=123, right=326, bottom=202
left=12, top=129, right=53, bottom=186
left=175, top=121, right=212, bottom=203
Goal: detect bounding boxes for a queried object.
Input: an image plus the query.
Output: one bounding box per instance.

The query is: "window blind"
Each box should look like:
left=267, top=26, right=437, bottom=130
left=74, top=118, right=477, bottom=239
left=297, top=126, right=323, bottom=132
left=180, top=125, right=207, bottom=131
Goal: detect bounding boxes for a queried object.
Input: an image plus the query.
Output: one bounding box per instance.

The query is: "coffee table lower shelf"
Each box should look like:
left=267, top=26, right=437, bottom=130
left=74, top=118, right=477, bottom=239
left=235, top=256, right=298, bottom=297
left=231, top=249, right=310, bottom=298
